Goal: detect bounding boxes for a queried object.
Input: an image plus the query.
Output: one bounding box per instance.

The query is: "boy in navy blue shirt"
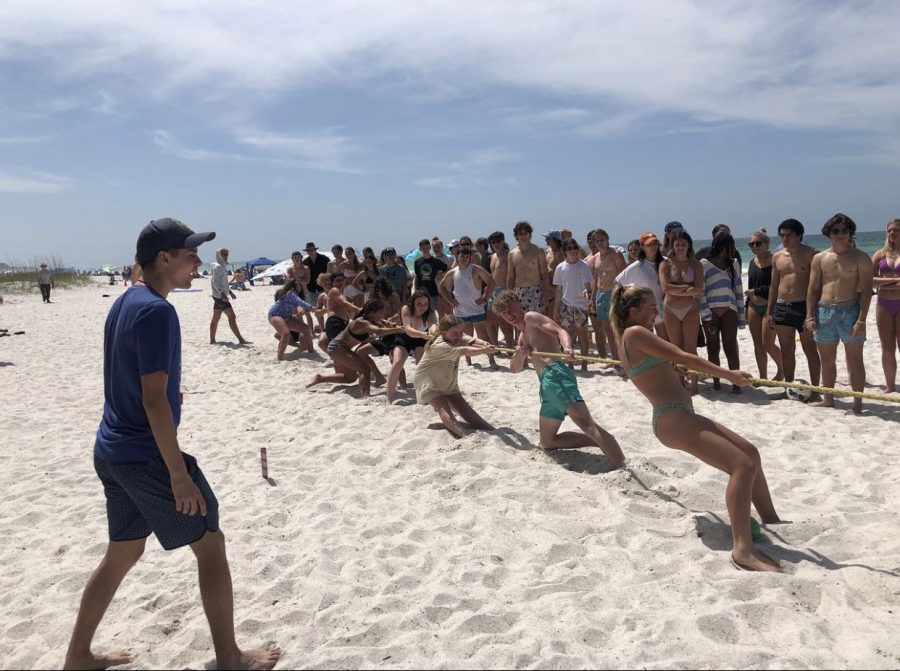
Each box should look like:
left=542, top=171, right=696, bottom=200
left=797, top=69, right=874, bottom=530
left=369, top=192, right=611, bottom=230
left=64, top=218, right=282, bottom=670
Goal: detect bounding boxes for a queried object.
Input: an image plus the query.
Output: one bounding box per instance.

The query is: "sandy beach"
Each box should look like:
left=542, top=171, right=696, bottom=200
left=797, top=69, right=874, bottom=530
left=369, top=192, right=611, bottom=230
left=1, top=277, right=898, bottom=669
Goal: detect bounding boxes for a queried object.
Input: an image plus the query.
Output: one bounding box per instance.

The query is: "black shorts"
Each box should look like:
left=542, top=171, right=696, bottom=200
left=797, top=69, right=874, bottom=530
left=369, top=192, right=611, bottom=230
left=368, top=336, right=394, bottom=356
left=212, top=296, right=232, bottom=311
left=393, top=333, right=427, bottom=353
left=324, top=315, right=348, bottom=342
left=773, top=299, right=806, bottom=332
left=94, top=452, right=220, bottom=551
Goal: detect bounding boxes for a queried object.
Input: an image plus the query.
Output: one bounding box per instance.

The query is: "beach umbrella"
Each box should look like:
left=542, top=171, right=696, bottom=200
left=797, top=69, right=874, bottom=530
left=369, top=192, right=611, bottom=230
left=251, top=259, right=292, bottom=281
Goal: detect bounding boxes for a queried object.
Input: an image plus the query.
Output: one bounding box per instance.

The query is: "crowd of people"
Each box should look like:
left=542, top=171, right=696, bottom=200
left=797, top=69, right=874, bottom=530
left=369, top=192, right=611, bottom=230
left=241, top=217, right=898, bottom=413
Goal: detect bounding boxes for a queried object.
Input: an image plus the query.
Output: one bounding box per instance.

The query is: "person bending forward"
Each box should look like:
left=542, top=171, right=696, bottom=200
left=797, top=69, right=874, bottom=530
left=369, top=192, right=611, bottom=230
left=492, top=289, right=624, bottom=466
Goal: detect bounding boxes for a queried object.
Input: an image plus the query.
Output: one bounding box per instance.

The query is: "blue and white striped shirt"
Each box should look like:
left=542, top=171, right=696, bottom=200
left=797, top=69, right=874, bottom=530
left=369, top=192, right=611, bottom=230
left=699, top=258, right=744, bottom=324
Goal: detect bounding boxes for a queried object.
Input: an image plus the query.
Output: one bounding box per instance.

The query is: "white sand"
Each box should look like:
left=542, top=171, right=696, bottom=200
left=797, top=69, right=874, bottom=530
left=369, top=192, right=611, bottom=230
left=1, top=277, right=898, bottom=669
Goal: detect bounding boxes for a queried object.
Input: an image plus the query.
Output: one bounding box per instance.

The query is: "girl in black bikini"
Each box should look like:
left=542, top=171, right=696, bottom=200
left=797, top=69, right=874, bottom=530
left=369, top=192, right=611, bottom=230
left=355, top=256, right=380, bottom=302
left=746, top=229, right=784, bottom=381
left=307, top=299, right=405, bottom=397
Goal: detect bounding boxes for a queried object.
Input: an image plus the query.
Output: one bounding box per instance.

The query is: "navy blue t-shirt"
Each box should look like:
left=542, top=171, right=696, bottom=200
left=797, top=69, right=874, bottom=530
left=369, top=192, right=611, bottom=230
left=94, top=285, right=182, bottom=463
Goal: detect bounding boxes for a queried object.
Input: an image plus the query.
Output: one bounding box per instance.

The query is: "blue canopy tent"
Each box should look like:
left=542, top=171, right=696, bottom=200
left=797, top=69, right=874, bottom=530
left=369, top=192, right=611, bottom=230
left=243, top=257, right=278, bottom=286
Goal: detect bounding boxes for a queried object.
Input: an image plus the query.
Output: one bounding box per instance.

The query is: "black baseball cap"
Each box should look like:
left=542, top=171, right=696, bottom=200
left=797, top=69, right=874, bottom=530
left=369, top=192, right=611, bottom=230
left=136, top=218, right=215, bottom=265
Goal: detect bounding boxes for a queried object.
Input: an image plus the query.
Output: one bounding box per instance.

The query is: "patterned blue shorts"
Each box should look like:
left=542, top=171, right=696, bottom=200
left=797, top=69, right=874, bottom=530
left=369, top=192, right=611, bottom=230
left=814, top=300, right=866, bottom=345
left=94, top=452, right=220, bottom=550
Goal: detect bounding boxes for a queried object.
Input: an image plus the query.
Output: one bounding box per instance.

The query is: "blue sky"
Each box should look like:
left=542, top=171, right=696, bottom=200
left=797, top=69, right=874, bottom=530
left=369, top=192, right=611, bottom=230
left=2, top=1, right=899, bottom=267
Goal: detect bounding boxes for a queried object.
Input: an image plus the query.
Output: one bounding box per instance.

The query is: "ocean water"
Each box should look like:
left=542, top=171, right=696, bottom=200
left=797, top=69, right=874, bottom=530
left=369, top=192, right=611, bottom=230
left=617, top=229, right=887, bottom=274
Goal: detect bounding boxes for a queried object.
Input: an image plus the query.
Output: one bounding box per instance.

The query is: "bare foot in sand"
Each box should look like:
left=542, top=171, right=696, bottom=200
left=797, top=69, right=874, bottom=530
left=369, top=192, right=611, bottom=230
left=63, top=650, right=134, bottom=670
left=731, top=549, right=781, bottom=573
left=306, top=374, right=323, bottom=388
left=810, top=398, right=834, bottom=408
left=220, top=644, right=283, bottom=670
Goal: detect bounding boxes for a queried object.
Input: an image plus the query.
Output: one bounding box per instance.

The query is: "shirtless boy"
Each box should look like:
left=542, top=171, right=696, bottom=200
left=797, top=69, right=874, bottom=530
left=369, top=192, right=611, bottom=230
left=320, top=273, right=361, bottom=351
left=806, top=213, right=874, bottom=414
left=487, top=231, right=515, bottom=348
left=766, top=219, right=821, bottom=394
left=587, top=228, right=627, bottom=361
left=507, top=221, right=550, bottom=315
left=492, top=290, right=625, bottom=466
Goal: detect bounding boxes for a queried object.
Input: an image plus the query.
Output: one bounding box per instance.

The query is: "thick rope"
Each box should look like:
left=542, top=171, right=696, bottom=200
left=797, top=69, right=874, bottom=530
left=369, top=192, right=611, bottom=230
left=494, top=347, right=900, bottom=404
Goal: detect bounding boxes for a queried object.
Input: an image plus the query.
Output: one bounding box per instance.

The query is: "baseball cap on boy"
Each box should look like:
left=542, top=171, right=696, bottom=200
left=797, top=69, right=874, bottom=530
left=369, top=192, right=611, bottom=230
left=136, top=218, right=215, bottom=265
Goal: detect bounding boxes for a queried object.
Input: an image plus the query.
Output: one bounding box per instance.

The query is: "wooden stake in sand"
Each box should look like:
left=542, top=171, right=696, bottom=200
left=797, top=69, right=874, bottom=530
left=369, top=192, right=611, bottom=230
left=260, top=447, right=269, bottom=479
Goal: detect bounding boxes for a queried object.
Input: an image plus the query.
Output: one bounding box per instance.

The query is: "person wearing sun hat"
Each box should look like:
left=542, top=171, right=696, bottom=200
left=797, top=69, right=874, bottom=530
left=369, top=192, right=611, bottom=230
left=614, top=231, right=668, bottom=337
left=64, top=217, right=282, bottom=670
left=303, top=241, right=329, bottom=301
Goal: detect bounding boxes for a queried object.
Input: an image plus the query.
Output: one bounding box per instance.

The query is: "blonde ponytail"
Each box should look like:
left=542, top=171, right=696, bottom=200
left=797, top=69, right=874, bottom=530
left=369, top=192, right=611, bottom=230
left=609, top=284, right=654, bottom=341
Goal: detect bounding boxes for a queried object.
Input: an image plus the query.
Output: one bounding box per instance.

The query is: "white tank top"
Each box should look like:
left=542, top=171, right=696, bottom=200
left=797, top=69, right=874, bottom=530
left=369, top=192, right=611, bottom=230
left=451, top=264, right=484, bottom=318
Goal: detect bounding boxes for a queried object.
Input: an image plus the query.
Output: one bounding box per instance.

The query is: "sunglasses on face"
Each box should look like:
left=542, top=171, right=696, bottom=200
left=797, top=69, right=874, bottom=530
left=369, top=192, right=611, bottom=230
left=748, top=241, right=765, bottom=247
left=830, top=228, right=850, bottom=235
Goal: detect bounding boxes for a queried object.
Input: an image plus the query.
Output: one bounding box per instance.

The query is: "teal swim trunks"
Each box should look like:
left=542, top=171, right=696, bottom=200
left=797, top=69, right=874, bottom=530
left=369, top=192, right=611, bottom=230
left=594, top=290, right=612, bottom=322
left=538, top=361, right=583, bottom=420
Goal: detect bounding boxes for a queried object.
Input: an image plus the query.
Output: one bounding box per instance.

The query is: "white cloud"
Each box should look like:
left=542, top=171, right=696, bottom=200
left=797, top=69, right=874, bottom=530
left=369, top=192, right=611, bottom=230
left=1, top=1, right=899, bottom=140
left=92, top=90, right=119, bottom=115
left=0, top=169, right=72, bottom=193
left=445, top=147, right=520, bottom=173
left=152, top=129, right=235, bottom=161
left=233, top=128, right=365, bottom=174
left=417, top=146, right=519, bottom=188
left=415, top=176, right=462, bottom=189
left=152, top=127, right=367, bottom=173
left=0, top=134, right=53, bottom=145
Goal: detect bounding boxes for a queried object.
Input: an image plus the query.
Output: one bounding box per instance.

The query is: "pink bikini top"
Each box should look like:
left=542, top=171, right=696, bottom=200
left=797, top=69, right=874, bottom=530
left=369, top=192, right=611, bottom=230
left=667, top=261, right=695, bottom=284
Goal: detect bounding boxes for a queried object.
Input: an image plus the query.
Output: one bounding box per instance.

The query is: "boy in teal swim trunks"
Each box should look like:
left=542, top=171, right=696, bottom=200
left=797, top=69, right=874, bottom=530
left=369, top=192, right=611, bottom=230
left=491, top=289, right=625, bottom=466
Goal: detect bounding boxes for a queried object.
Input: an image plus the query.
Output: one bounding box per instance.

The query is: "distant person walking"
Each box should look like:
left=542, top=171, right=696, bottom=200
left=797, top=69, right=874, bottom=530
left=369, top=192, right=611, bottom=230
left=209, top=248, right=250, bottom=345
left=38, top=263, right=53, bottom=303
left=63, top=218, right=281, bottom=670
